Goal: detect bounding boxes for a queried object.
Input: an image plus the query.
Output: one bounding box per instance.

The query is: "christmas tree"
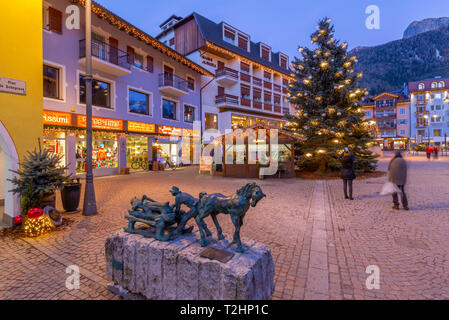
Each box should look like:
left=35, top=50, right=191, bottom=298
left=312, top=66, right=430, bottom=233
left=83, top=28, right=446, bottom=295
left=285, top=17, right=378, bottom=174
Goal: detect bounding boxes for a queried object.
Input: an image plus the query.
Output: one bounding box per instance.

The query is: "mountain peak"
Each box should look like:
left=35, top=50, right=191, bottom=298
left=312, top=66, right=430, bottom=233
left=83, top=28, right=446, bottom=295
left=403, top=17, right=449, bottom=38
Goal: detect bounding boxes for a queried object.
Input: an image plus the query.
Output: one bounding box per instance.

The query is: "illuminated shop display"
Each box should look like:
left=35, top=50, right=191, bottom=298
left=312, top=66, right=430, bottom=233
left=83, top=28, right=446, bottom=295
left=43, top=131, right=66, bottom=167
left=76, top=133, right=118, bottom=173
left=127, top=135, right=148, bottom=171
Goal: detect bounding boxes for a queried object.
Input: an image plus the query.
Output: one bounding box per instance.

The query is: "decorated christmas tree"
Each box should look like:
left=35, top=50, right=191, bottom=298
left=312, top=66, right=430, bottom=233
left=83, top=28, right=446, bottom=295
left=285, top=17, right=378, bottom=174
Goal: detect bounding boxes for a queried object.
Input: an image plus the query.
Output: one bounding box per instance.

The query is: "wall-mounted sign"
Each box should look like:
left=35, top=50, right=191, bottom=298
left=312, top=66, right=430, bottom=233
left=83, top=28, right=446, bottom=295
left=77, top=115, right=123, bottom=131
left=43, top=110, right=72, bottom=126
left=128, top=121, right=156, bottom=134
left=158, top=125, right=182, bottom=136
left=201, top=55, right=217, bottom=68
left=0, top=77, right=26, bottom=95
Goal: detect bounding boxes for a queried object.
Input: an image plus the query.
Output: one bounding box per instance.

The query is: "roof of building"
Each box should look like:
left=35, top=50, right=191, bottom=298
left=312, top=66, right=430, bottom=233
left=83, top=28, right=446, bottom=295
left=157, top=12, right=292, bottom=76
left=408, top=76, right=449, bottom=92
left=72, top=1, right=213, bottom=77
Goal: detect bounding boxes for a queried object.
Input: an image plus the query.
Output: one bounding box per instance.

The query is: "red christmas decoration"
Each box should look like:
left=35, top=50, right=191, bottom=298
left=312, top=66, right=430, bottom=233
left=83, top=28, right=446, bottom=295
left=27, top=208, right=43, bottom=220
left=13, top=215, right=22, bottom=225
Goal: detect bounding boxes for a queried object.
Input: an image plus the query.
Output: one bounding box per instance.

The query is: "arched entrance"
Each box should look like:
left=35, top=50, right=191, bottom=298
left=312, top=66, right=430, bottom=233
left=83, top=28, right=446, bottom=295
left=0, top=121, right=19, bottom=226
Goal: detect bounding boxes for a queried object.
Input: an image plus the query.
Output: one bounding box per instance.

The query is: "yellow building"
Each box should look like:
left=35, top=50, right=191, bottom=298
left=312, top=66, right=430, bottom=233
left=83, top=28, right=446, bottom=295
left=0, top=1, right=43, bottom=225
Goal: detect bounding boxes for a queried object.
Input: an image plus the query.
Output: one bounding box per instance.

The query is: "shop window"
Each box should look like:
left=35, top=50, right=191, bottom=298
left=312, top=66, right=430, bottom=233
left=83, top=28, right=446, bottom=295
left=43, top=132, right=66, bottom=167
left=79, top=75, right=111, bottom=108
left=205, top=113, right=218, bottom=130
left=162, top=99, right=177, bottom=120
left=127, top=136, right=148, bottom=171
left=232, top=114, right=248, bottom=129
left=184, top=105, right=195, bottom=123
left=76, top=133, right=118, bottom=173
left=43, top=65, right=60, bottom=99
left=129, top=89, right=150, bottom=115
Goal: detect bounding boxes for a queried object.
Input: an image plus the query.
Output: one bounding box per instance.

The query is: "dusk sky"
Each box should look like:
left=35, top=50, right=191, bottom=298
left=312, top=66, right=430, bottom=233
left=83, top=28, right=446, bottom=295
left=97, top=0, right=449, bottom=60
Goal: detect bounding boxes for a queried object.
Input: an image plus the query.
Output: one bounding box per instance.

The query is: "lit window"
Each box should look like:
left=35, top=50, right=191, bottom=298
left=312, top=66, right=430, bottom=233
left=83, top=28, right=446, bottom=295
left=134, top=53, right=144, bottom=69
left=205, top=113, right=218, bottom=130
left=439, top=81, right=445, bottom=88
left=129, top=89, right=149, bottom=115
left=431, top=82, right=437, bottom=89
left=184, top=105, right=195, bottom=123
left=418, top=83, right=425, bottom=90
left=79, top=75, right=111, bottom=108
left=187, top=77, right=195, bottom=91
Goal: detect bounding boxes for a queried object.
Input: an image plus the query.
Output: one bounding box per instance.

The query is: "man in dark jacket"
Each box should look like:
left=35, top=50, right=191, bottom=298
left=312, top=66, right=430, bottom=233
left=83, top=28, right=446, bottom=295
left=339, top=148, right=356, bottom=200
left=388, top=151, right=409, bottom=210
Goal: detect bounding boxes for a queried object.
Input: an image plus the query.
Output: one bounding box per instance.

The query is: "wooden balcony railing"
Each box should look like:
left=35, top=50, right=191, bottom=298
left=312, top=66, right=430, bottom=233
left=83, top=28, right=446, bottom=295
left=264, top=81, right=272, bottom=90
left=252, top=77, right=262, bottom=86
left=241, top=98, right=251, bottom=107
left=264, top=103, right=272, bottom=111
left=240, top=72, right=251, bottom=83
left=216, top=67, right=239, bottom=79
left=253, top=100, right=262, bottom=109
left=215, top=94, right=239, bottom=105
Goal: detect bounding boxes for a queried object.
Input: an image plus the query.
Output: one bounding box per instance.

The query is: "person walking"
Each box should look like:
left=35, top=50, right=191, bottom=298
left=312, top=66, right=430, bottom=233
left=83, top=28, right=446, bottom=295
left=425, top=145, right=433, bottom=160
left=388, top=151, right=409, bottom=211
left=339, top=147, right=356, bottom=200
left=434, top=146, right=439, bottom=159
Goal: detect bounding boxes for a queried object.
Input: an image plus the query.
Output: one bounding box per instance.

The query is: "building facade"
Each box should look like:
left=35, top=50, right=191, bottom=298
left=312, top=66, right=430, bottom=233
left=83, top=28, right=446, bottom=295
left=0, top=0, right=43, bottom=225
left=409, top=77, right=449, bottom=146
left=42, top=0, right=212, bottom=177
left=156, top=13, right=293, bottom=142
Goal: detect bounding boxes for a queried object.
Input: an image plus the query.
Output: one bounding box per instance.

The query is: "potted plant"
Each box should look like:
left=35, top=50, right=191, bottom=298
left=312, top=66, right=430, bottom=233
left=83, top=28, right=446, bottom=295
left=61, top=178, right=81, bottom=213
left=9, top=140, right=71, bottom=217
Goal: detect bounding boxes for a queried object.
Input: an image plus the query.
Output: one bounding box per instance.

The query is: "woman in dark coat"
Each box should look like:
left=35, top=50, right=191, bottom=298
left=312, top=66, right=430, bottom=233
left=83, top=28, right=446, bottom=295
left=388, top=151, right=408, bottom=210
left=339, top=148, right=356, bottom=200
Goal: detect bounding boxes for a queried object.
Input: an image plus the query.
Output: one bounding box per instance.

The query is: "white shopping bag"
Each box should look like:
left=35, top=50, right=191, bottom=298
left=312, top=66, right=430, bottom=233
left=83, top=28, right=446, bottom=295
left=380, top=182, right=402, bottom=196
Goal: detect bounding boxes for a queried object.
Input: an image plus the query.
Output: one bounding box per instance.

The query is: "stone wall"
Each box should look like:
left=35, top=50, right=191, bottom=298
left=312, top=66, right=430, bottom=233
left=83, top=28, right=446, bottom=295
left=105, top=230, right=275, bottom=300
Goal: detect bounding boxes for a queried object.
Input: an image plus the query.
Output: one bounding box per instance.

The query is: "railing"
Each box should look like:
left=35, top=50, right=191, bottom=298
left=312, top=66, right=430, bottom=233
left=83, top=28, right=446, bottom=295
left=375, top=114, right=396, bottom=119
left=253, top=100, right=262, bottom=109
left=240, top=72, right=251, bottom=83
left=416, top=123, right=428, bottom=128
left=273, top=84, right=281, bottom=92
left=79, top=39, right=130, bottom=69
left=264, top=81, right=272, bottom=90
left=282, top=108, right=290, bottom=115
left=241, top=98, right=251, bottom=107
left=216, top=67, right=239, bottom=79
left=215, top=94, right=239, bottom=105
left=377, top=124, right=396, bottom=129
left=158, top=73, right=188, bottom=92
left=252, top=77, right=262, bottom=86
left=263, top=103, right=272, bottom=111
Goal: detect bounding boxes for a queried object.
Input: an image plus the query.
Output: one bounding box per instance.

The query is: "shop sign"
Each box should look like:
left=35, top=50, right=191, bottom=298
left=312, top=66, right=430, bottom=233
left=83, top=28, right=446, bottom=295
left=158, top=125, right=182, bottom=136
left=43, top=110, right=72, bottom=126
left=0, top=77, right=26, bottom=95
left=128, top=121, right=155, bottom=134
left=77, top=115, right=123, bottom=131
left=201, top=55, right=216, bottom=68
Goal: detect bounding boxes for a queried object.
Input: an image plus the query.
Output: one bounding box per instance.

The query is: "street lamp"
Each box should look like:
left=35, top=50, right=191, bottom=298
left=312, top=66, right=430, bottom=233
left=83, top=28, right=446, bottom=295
left=82, top=0, right=98, bottom=216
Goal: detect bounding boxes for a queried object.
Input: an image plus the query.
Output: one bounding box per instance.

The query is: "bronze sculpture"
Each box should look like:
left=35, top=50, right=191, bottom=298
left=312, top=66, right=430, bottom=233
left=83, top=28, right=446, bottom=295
left=123, top=183, right=265, bottom=252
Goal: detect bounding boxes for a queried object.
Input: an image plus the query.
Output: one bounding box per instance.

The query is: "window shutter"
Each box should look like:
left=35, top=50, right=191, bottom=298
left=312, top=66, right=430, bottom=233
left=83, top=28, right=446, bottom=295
left=264, top=71, right=271, bottom=80
left=253, top=88, right=261, bottom=99
left=240, top=62, right=250, bottom=73
left=109, top=37, right=119, bottom=65
left=238, top=35, right=248, bottom=51
left=146, top=56, right=154, bottom=73
left=224, top=27, right=235, bottom=40
left=241, top=84, right=250, bottom=96
left=48, top=7, right=62, bottom=34
left=218, top=86, right=225, bottom=96
left=127, top=46, right=135, bottom=65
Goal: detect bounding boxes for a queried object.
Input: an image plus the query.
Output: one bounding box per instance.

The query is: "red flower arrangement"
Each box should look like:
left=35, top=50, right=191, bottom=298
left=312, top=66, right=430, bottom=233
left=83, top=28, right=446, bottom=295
left=13, top=215, right=23, bottom=225
left=27, top=208, right=43, bottom=219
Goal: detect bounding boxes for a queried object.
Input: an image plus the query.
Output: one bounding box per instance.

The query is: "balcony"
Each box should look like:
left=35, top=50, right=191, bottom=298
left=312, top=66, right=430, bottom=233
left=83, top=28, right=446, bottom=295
left=377, top=124, right=396, bottom=130
left=263, top=103, right=272, bottom=112
left=79, top=39, right=131, bottom=77
left=241, top=97, right=251, bottom=107
left=215, top=94, right=239, bottom=108
left=240, top=72, right=251, bottom=83
left=158, top=73, right=188, bottom=97
left=263, top=81, right=272, bottom=90
left=253, top=100, right=262, bottom=109
left=375, top=114, right=396, bottom=119
left=215, top=67, right=239, bottom=87
left=253, top=77, right=262, bottom=87
left=416, top=122, right=428, bottom=128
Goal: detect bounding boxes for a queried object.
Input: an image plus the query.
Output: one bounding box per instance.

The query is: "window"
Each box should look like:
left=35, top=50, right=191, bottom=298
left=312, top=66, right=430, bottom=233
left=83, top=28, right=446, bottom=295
left=127, top=46, right=135, bottom=65
left=43, top=65, right=60, bottom=99
left=436, top=105, right=443, bottom=110
left=439, top=81, right=445, bottom=88
left=240, top=62, right=250, bottom=74
left=134, top=53, right=144, bottom=69
left=400, top=130, right=406, bottom=135
left=400, top=108, right=406, bottom=115
left=76, top=133, right=118, bottom=173
left=418, top=83, right=425, bottom=90
left=184, top=105, right=195, bottom=122
left=238, top=34, right=248, bottom=51
left=263, top=71, right=271, bottom=82
left=146, top=56, right=154, bottom=73
left=418, top=95, right=424, bottom=101
left=224, top=26, right=235, bottom=44
left=434, top=129, right=442, bottom=137
left=261, top=45, right=270, bottom=61
left=205, top=113, right=218, bottom=130
left=79, top=75, right=111, bottom=108
left=43, top=5, right=62, bottom=33
left=241, top=85, right=251, bottom=99
left=431, top=82, right=437, bottom=89
left=434, top=93, right=442, bottom=99
left=365, top=111, right=371, bottom=117
left=418, top=130, right=425, bottom=136
left=129, top=89, right=149, bottom=115
left=398, top=119, right=407, bottom=125
left=187, top=77, right=195, bottom=91
left=280, top=55, right=288, bottom=69
left=162, top=99, right=177, bottom=120
left=169, top=38, right=175, bottom=46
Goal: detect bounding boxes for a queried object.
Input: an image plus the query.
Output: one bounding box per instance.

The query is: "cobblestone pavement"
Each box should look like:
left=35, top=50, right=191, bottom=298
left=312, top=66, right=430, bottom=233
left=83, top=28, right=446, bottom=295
left=1, top=155, right=449, bottom=300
